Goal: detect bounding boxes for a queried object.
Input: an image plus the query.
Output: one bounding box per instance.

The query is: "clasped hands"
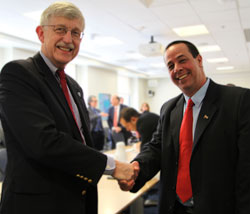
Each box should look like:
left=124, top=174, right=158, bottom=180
left=112, top=160, right=140, bottom=191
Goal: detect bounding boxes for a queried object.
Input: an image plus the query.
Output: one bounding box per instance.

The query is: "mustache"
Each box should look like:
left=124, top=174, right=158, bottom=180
left=56, top=42, right=75, bottom=50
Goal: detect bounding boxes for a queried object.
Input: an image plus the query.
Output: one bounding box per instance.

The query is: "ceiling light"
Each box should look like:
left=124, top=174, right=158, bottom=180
left=216, top=66, right=234, bottom=70
left=198, top=45, right=221, bottom=53
left=173, top=25, right=209, bottom=37
left=207, top=57, right=229, bottom=63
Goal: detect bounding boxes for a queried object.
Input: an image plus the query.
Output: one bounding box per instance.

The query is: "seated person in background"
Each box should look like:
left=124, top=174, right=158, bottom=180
left=120, top=107, right=160, bottom=207
left=87, top=95, right=108, bottom=151
left=120, top=107, right=160, bottom=150
left=140, top=102, right=150, bottom=113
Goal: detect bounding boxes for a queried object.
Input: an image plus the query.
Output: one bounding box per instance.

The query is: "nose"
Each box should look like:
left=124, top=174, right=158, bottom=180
left=62, top=30, right=73, bottom=43
left=174, top=63, right=183, bottom=73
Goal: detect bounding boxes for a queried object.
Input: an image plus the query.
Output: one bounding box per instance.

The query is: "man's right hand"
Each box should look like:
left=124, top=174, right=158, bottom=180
left=112, top=160, right=136, bottom=180
left=117, top=161, right=140, bottom=191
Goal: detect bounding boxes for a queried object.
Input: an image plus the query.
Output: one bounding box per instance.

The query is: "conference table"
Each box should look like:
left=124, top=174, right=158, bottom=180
left=98, top=143, right=159, bottom=214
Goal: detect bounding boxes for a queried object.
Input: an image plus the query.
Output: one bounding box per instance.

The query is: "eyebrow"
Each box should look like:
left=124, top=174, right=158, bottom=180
left=167, top=54, right=186, bottom=66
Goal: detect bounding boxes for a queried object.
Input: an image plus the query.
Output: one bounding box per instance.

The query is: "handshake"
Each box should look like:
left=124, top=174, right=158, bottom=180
left=112, top=160, right=140, bottom=191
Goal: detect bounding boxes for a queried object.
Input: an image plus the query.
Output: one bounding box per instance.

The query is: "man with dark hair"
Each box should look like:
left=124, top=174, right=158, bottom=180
left=119, top=40, right=250, bottom=214
left=120, top=107, right=159, bottom=150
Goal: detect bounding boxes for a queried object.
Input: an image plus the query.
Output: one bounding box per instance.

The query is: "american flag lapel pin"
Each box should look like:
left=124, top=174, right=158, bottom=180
left=203, top=114, right=209, bottom=119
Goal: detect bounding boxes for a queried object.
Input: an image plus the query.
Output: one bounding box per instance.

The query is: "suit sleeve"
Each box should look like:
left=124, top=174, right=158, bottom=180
left=0, top=61, right=107, bottom=186
left=107, top=108, right=113, bottom=129
left=131, top=113, right=163, bottom=192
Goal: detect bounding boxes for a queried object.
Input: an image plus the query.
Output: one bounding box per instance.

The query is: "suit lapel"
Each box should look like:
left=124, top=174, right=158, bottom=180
left=33, top=53, right=85, bottom=143
left=193, top=81, right=219, bottom=148
left=33, top=54, right=74, bottom=122
left=170, top=96, right=185, bottom=156
left=66, top=77, right=93, bottom=146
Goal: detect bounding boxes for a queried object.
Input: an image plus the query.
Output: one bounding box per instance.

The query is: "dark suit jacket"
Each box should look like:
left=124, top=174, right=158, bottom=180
left=107, top=104, right=131, bottom=143
left=136, top=111, right=159, bottom=150
left=107, top=104, right=127, bottom=129
left=0, top=53, right=107, bottom=214
left=131, top=80, right=250, bottom=214
left=88, top=107, right=103, bottom=132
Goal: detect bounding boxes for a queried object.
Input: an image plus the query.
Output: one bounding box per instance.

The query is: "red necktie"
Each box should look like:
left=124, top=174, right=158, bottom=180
left=57, top=70, right=85, bottom=144
left=176, top=98, right=194, bottom=203
left=113, top=107, right=118, bottom=127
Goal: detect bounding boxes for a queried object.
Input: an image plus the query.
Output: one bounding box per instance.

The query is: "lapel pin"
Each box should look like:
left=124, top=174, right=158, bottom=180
left=203, top=115, right=209, bottom=119
left=77, top=92, right=81, bottom=97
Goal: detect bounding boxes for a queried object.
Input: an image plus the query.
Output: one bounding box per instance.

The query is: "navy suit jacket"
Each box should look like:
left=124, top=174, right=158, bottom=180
left=131, top=80, right=250, bottom=214
left=107, top=104, right=127, bottom=129
left=0, top=53, right=107, bottom=214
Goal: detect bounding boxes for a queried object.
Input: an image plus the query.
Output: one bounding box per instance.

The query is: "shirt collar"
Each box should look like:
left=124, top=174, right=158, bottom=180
left=183, top=78, right=210, bottom=107
left=40, top=51, right=58, bottom=75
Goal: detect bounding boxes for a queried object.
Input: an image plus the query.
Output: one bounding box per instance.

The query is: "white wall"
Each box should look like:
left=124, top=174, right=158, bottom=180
left=87, top=66, right=117, bottom=98
left=208, top=72, right=250, bottom=89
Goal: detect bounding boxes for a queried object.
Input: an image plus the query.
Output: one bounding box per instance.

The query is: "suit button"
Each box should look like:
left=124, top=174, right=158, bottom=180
left=81, top=190, right=87, bottom=196
left=80, top=176, right=84, bottom=179
left=88, top=179, right=93, bottom=183
left=76, top=174, right=81, bottom=177
left=84, top=177, right=88, bottom=181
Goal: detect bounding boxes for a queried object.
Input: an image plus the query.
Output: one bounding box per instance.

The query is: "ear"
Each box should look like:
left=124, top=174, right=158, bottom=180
left=197, top=54, right=203, bottom=67
left=131, top=117, right=138, bottom=124
left=36, top=26, right=45, bottom=43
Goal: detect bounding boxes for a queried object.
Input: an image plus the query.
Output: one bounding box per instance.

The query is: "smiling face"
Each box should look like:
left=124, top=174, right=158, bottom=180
left=164, top=43, right=206, bottom=97
left=36, top=16, right=83, bottom=69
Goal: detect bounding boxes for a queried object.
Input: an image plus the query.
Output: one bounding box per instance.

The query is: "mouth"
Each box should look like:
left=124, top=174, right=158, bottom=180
left=57, top=46, right=73, bottom=52
left=175, top=72, right=189, bottom=81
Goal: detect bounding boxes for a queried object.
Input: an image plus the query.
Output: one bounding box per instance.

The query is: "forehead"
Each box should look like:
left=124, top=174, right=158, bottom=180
left=48, top=16, right=84, bottom=30
left=165, top=43, right=191, bottom=62
left=120, top=118, right=128, bottom=124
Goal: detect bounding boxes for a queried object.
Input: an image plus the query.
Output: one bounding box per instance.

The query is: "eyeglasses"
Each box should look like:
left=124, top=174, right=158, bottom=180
left=42, top=25, right=84, bottom=40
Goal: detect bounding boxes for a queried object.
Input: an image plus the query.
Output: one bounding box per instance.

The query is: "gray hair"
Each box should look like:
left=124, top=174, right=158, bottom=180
left=88, top=95, right=96, bottom=106
left=40, top=1, right=85, bottom=29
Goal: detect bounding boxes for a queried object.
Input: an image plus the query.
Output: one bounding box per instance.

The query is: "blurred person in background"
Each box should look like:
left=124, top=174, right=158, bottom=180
left=87, top=95, right=108, bottom=151
left=140, top=102, right=150, bottom=113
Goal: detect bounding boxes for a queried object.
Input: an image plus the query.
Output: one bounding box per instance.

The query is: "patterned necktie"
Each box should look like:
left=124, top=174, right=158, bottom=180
left=176, top=98, right=194, bottom=203
left=57, top=70, right=85, bottom=144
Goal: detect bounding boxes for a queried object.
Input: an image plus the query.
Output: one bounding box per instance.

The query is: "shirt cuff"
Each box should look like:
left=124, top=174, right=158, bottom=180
left=104, top=155, right=116, bottom=175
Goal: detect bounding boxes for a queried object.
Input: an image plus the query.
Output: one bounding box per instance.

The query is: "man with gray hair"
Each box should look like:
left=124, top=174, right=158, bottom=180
left=87, top=95, right=108, bottom=150
left=0, top=2, right=137, bottom=214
